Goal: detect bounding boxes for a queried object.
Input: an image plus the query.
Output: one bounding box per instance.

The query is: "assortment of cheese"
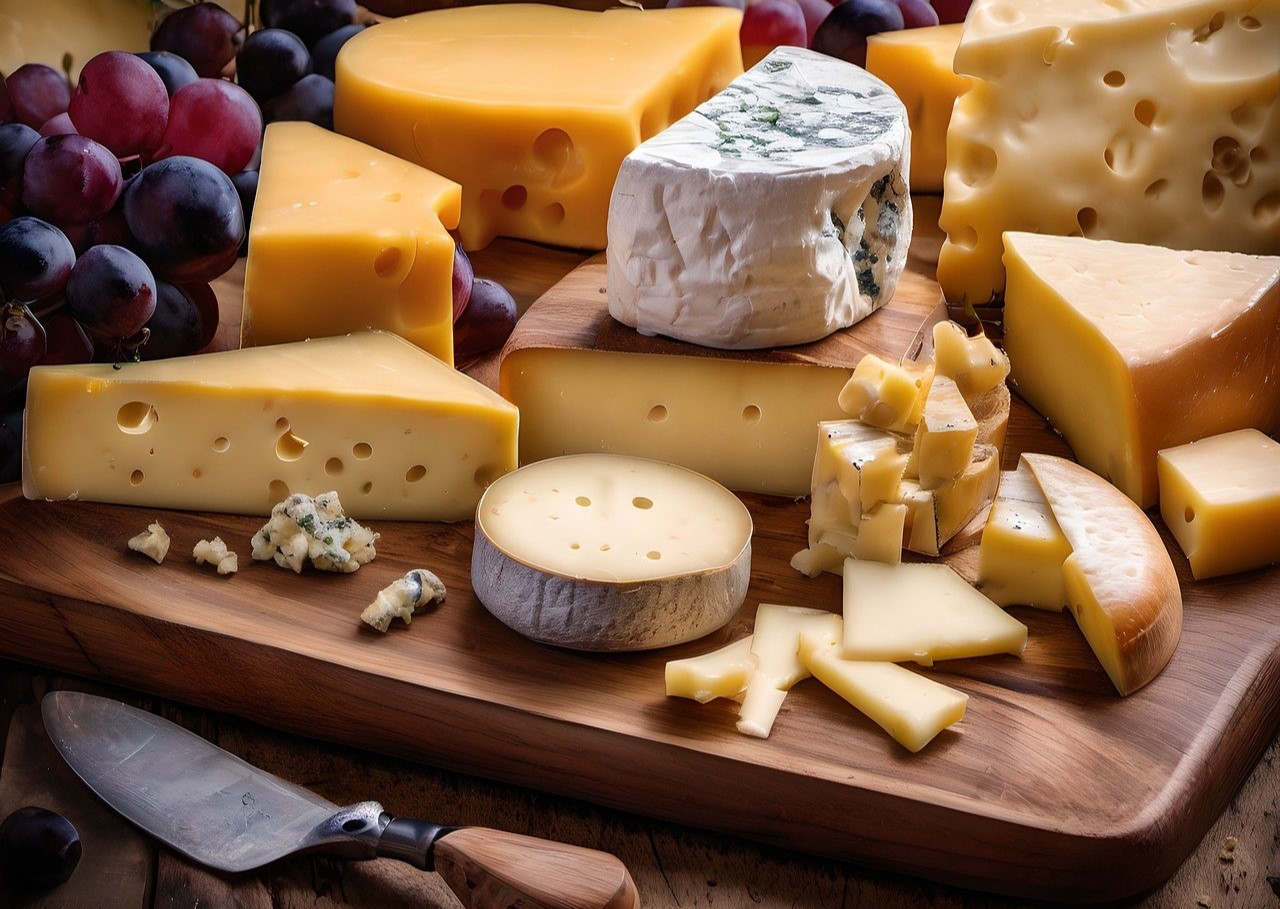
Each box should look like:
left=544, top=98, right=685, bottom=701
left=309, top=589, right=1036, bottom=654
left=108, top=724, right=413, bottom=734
left=14, top=1, right=1280, bottom=758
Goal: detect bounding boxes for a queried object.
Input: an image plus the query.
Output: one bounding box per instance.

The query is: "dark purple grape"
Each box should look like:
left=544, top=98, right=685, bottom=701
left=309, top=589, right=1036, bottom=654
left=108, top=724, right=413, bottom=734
left=69, top=51, right=169, bottom=159
left=38, top=113, right=77, bottom=137
left=0, top=394, right=22, bottom=482
left=310, top=24, right=364, bottom=81
left=5, top=65, right=71, bottom=130
left=260, top=73, right=333, bottom=129
left=0, top=304, right=47, bottom=388
left=150, top=4, right=245, bottom=79
left=184, top=281, right=220, bottom=351
left=666, top=0, right=747, bottom=9
left=0, top=217, right=74, bottom=301
left=452, top=244, right=472, bottom=324
left=0, top=123, right=39, bottom=184
left=65, top=244, right=157, bottom=340
left=237, top=29, right=311, bottom=104
left=896, top=0, right=940, bottom=28
left=21, top=135, right=123, bottom=226
left=123, top=156, right=243, bottom=283
left=0, top=75, right=14, bottom=125
left=261, top=0, right=357, bottom=47
left=156, top=79, right=261, bottom=175
left=136, top=280, right=207, bottom=359
left=797, top=0, right=834, bottom=42
left=231, top=168, right=257, bottom=256
left=41, top=309, right=94, bottom=365
left=931, top=0, right=974, bottom=25
left=812, top=0, right=904, bottom=67
left=0, top=807, right=81, bottom=890
left=64, top=199, right=134, bottom=256
left=136, top=51, right=200, bottom=98
left=454, top=278, right=516, bottom=365
left=740, top=0, right=808, bottom=47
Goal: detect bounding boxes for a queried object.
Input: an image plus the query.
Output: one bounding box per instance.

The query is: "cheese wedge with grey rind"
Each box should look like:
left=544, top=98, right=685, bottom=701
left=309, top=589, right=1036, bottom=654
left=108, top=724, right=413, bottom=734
left=608, top=46, right=912, bottom=350
left=1022, top=453, right=1182, bottom=696
left=471, top=454, right=751, bottom=652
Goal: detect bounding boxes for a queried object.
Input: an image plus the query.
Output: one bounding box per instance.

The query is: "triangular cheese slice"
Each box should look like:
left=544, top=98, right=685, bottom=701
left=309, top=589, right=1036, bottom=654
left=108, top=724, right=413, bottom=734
left=1003, top=232, right=1280, bottom=507
left=243, top=122, right=462, bottom=363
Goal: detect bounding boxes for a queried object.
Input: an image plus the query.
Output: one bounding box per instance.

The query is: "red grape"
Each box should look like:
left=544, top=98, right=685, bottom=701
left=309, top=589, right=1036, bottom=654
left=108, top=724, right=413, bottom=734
left=0, top=808, right=81, bottom=890
left=741, top=0, right=808, bottom=49
left=184, top=281, right=220, bottom=351
left=311, top=24, right=365, bottom=81
left=666, top=0, right=746, bottom=9
left=0, top=75, right=13, bottom=125
left=452, top=244, right=473, bottom=324
left=0, top=217, right=75, bottom=301
left=136, top=51, right=200, bottom=98
left=237, top=29, right=311, bottom=104
left=5, top=65, right=71, bottom=130
left=156, top=79, right=261, bottom=175
left=69, top=51, right=169, bottom=159
left=931, top=0, right=973, bottom=24
left=812, top=0, right=904, bottom=67
left=63, top=200, right=134, bottom=256
left=261, top=0, right=357, bottom=47
left=0, top=304, right=47, bottom=387
left=21, top=135, right=123, bottom=226
left=260, top=74, right=333, bottom=130
left=151, top=4, right=245, bottom=79
left=454, top=278, right=517, bottom=366
left=38, top=113, right=76, bottom=137
left=897, top=0, right=940, bottom=28
left=231, top=169, right=257, bottom=256
left=40, top=309, right=95, bottom=365
left=65, top=244, right=157, bottom=340
left=123, top=156, right=244, bottom=283
left=137, top=280, right=208, bottom=359
left=796, top=0, right=834, bottom=43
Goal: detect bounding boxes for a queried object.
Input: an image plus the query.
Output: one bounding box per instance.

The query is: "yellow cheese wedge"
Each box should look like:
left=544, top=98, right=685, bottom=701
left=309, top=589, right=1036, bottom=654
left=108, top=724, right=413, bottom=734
left=908, top=376, right=977, bottom=490
left=837, top=355, right=930, bottom=433
left=899, top=443, right=1000, bottom=556
left=1157, top=429, right=1280, bottom=580
left=334, top=5, right=743, bottom=250
left=242, top=122, right=461, bottom=364
left=938, top=0, right=1280, bottom=306
left=665, top=635, right=756, bottom=703
left=1004, top=232, right=1280, bottom=507
left=865, top=24, right=971, bottom=193
left=737, top=604, right=842, bottom=738
left=1022, top=453, right=1182, bottom=695
left=797, top=631, right=968, bottom=753
left=932, top=321, right=1010, bottom=401
left=842, top=559, right=1027, bottom=666
left=22, top=332, right=518, bottom=521
left=976, top=465, right=1071, bottom=610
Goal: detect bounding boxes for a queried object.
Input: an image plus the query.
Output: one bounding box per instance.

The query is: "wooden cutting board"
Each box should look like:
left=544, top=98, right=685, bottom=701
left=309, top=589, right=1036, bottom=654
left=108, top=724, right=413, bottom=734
left=0, top=237, right=1276, bottom=904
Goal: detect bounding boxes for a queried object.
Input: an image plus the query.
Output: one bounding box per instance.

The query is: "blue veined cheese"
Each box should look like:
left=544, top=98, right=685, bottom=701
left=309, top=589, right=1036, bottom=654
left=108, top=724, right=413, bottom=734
left=607, top=46, right=913, bottom=351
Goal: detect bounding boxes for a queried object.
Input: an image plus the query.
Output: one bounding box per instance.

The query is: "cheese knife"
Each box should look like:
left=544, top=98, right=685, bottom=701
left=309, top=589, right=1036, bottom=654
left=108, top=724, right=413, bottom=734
left=41, top=691, right=639, bottom=909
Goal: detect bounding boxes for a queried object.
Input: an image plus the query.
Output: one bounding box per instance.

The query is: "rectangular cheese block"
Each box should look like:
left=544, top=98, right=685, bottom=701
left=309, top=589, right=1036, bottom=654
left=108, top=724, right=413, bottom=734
left=334, top=5, right=743, bottom=251
left=938, top=0, right=1280, bottom=306
left=499, top=260, right=940, bottom=496
left=242, top=122, right=461, bottom=364
left=866, top=23, right=971, bottom=193
left=1004, top=232, right=1280, bottom=507
left=976, top=464, right=1071, bottom=610
left=1157, top=429, right=1280, bottom=579
left=23, top=332, right=518, bottom=521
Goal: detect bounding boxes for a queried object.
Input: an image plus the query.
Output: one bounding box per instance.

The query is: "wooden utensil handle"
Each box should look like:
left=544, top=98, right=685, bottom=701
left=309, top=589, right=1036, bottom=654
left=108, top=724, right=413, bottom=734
left=432, top=826, right=640, bottom=909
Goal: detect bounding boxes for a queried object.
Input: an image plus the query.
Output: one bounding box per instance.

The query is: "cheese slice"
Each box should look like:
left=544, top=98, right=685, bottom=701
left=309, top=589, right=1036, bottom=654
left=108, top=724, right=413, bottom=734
left=335, top=5, right=743, bottom=250
left=976, top=464, right=1071, bottom=610
left=938, top=0, right=1280, bottom=306
left=1022, top=453, right=1182, bottom=695
left=1157, top=429, right=1280, bottom=580
left=842, top=559, right=1027, bottom=665
left=1004, top=232, right=1280, bottom=507
left=932, top=321, right=1010, bottom=401
left=838, top=355, right=931, bottom=433
left=866, top=24, right=971, bottom=193
left=900, top=443, right=1000, bottom=556
left=797, top=630, right=968, bottom=753
left=242, top=122, right=461, bottom=363
left=22, top=332, right=517, bottom=520
left=471, top=454, right=751, bottom=651
left=737, top=604, right=842, bottom=738
left=908, top=376, right=977, bottom=490
left=665, top=635, right=756, bottom=703
left=607, top=46, right=912, bottom=350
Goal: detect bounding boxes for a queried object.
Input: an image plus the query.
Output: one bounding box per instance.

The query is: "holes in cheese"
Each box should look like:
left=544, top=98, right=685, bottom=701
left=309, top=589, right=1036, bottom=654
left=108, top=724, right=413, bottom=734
left=117, top=402, right=158, bottom=434
left=471, top=455, right=751, bottom=652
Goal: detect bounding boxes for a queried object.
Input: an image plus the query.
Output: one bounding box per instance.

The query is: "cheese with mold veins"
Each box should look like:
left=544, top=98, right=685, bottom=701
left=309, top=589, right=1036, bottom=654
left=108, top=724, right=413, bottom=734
left=1003, top=232, right=1280, bottom=507
left=334, top=5, right=743, bottom=251
left=607, top=46, right=912, bottom=349
left=252, top=492, right=378, bottom=574
left=938, top=0, right=1280, bottom=307
left=361, top=568, right=447, bottom=632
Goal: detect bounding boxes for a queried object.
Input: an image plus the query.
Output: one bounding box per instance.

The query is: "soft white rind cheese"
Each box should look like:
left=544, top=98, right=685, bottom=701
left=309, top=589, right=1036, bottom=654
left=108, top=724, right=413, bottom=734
left=608, top=46, right=912, bottom=350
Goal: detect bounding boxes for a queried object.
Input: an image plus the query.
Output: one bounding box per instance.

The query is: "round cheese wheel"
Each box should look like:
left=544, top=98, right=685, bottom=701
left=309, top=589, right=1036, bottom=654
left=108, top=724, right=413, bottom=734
left=472, top=454, right=752, bottom=651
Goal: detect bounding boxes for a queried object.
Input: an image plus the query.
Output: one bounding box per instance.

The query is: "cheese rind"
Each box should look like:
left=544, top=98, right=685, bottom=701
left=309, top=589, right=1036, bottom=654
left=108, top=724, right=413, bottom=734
left=665, top=635, right=756, bottom=703
left=607, top=47, right=912, bottom=349
left=1004, top=232, right=1280, bottom=507
left=335, top=5, right=743, bottom=250
left=977, top=465, right=1071, bottom=610
left=22, top=332, right=518, bottom=521
left=1157, top=429, right=1280, bottom=580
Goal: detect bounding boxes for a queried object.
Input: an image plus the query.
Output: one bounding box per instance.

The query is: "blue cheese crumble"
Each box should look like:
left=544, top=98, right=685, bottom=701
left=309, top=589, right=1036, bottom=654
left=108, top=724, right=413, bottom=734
left=251, top=491, right=378, bottom=573
left=360, top=569, right=447, bottom=632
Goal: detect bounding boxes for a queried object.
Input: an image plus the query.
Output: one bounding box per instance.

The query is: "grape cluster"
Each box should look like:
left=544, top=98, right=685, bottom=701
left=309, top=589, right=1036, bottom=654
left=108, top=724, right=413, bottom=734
left=450, top=246, right=519, bottom=370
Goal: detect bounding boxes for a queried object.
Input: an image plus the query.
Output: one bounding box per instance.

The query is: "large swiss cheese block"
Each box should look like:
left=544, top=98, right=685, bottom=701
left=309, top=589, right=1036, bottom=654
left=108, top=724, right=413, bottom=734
left=242, top=122, right=461, bottom=364
left=1003, top=232, right=1280, bottom=508
left=22, top=332, right=518, bottom=521
left=937, top=0, right=1280, bottom=306
left=499, top=259, right=939, bottom=497
left=607, top=46, right=912, bottom=350
left=334, top=5, right=743, bottom=251
left=471, top=454, right=751, bottom=651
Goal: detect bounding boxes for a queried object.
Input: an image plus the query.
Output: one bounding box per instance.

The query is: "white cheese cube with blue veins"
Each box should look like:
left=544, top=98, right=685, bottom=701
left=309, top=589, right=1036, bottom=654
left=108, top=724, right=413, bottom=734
left=607, top=46, right=912, bottom=350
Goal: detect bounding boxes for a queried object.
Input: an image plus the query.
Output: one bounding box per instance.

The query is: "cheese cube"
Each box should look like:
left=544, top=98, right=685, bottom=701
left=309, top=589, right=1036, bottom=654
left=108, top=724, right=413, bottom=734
left=1157, top=429, right=1280, bottom=579
left=908, top=376, right=977, bottom=490
left=900, top=443, right=1000, bottom=556
left=23, top=332, right=518, bottom=521
left=838, top=355, right=930, bottom=432
left=242, top=123, right=460, bottom=362
left=334, top=5, right=743, bottom=251
left=932, top=321, right=1009, bottom=401
left=977, top=465, right=1071, bottom=610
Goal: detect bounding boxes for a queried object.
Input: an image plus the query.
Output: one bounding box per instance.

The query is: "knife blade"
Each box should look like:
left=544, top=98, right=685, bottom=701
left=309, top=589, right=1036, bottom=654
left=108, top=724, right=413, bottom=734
left=42, top=691, right=640, bottom=909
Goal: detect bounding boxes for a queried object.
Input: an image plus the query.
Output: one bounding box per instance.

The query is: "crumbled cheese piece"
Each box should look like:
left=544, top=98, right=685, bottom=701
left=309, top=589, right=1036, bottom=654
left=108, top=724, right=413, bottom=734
left=360, top=569, right=447, bottom=632
left=193, top=537, right=238, bottom=575
left=251, top=491, right=378, bottom=573
left=127, top=522, right=170, bottom=564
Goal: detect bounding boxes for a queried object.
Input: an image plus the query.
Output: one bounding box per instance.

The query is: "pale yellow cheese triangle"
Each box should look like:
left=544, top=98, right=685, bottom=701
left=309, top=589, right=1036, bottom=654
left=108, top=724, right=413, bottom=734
left=737, top=604, right=841, bottom=738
